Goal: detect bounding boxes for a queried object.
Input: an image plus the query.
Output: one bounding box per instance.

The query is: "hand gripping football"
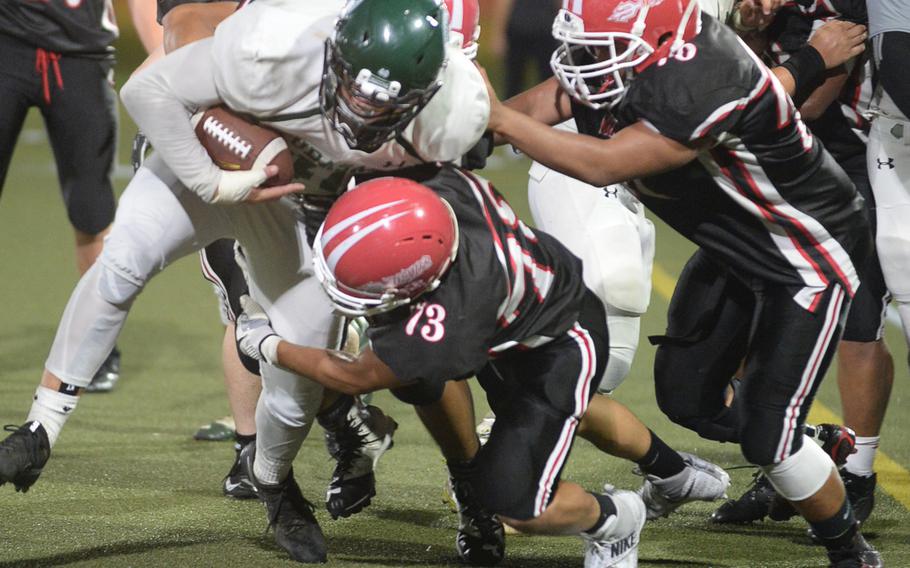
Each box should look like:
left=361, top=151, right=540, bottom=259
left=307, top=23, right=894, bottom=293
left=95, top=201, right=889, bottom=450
left=192, top=106, right=294, bottom=187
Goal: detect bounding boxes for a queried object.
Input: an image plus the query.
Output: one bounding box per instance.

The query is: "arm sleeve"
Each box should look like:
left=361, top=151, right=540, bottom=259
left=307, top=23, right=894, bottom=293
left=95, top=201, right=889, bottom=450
left=120, top=38, right=224, bottom=201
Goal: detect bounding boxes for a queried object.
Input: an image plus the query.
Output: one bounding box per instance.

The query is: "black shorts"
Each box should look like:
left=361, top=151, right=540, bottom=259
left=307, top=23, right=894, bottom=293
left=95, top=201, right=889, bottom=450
left=654, top=249, right=851, bottom=466
left=0, top=32, right=117, bottom=235
left=199, top=239, right=259, bottom=375
left=472, top=290, right=608, bottom=520
left=841, top=169, right=890, bottom=342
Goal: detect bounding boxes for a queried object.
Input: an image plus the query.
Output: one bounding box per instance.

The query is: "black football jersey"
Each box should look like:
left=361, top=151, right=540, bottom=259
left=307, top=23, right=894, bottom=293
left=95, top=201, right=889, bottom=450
left=765, top=1, right=871, bottom=174
left=610, top=12, right=868, bottom=309
left=0, top=0, right=117, bottom=56
left=367, top=166, right=587, bottom=386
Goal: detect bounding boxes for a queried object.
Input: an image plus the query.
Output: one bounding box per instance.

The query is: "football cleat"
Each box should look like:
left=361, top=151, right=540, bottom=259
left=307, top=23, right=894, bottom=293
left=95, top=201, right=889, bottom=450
left=223, top=443, right=258, bottom=500
left=243, top=445, right=327, bottom=564
left=450, top=472, right=505, bottom=565
left=323, top=400, right=397, bottom=519
left=0, top=422, right=51, bottom=492
left=194, top=416, right=236, bottom=442
left=710, top=471, right=775, bottom=524
left=582, top=487, right=646, bottom=568
left=85, top=346, right=121, bottom=393
left=826, top=531, right=883, bottom=568
left=637, top=452, right=730, bottom=520
left=842, top=471, right=876, bottom=524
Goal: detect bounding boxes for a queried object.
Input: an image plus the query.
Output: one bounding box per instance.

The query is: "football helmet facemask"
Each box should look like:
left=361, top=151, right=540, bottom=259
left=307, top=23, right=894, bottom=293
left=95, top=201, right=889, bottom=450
left=321, top=0, right=448, bottom=153
left=551, top=0, right=701, bottom=109
left=313, top=177, right=459, bottom=317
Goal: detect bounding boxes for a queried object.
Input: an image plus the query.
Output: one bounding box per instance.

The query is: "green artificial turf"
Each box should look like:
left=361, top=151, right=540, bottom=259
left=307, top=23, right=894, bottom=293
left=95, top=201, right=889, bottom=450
left=0, top=25, right=907, bottom=567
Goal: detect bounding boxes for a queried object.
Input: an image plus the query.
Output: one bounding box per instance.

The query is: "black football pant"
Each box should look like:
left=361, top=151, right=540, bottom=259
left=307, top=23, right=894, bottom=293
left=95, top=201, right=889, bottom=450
left=654, top=249, right=851, bottom=466
left=0, top=32, right=117, bottom=235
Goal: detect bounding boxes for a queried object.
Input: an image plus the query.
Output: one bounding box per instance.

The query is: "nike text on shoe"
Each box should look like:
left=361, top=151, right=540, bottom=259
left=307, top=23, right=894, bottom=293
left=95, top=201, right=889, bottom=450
left=710, top=470, right=776, bottom=524
left=582, top=487, right=646, bottom=568
left=637, top=452, right=730, bottom=520
left=450, top=474, right=505, bottom=565
left=0, top=422, right=51, bottom=492
left=324, top=401, right=397, bottom=519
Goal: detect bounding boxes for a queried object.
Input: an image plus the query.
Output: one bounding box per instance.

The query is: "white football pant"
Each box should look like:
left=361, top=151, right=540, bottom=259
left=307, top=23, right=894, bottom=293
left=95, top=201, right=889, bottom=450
left=528, top=160, right=655, bottom=393
left=44, top=154, right=341, bottom=484
left=868, top=87, right=910, bottom=349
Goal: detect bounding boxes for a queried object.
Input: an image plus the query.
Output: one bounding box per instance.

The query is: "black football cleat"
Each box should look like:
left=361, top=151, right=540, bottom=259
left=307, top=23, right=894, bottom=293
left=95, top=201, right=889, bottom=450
left=826, top=531, right=883, bottom=568
left=85, top=346, right=121, bottom=393
left=450, top=473, right=505, bottom=566
left=842, top=471, right=876, bottom=524
left=323, top=400, right=397, bottom=520
left=223, top=443, right=258, bottom=500
left=710, top=471, right=775, bottom=524
left=0, top=422, right=51, bottom=492
left=249, top=460, right=326, bottom=562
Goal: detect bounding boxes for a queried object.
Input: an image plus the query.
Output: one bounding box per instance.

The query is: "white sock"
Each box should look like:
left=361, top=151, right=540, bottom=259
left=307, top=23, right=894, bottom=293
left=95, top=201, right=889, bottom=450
left=845, top=436, right=879, bottom=478
left=26, top=386, right=79, bottom=447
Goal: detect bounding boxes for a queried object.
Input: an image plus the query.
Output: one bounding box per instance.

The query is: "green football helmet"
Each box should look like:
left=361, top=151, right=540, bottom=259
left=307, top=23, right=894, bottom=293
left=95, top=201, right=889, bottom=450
left=321, top=0, right=448, bottom=153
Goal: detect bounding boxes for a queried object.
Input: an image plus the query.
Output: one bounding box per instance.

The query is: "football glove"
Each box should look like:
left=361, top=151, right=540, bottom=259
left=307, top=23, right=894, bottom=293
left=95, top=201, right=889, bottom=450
left=235, top=295, right=281, bottom=365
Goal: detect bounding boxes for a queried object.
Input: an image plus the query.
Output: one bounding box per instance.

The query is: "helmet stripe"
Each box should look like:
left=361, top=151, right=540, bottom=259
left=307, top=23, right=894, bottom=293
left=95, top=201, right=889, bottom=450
left=322, top=199, right=408, bottom=244
left=326, top=210, right=413, bottom=272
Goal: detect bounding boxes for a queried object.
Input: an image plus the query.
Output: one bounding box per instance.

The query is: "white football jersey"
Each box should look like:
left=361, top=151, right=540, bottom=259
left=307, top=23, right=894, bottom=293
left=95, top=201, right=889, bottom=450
left=123, top=0, right=489, bottom=200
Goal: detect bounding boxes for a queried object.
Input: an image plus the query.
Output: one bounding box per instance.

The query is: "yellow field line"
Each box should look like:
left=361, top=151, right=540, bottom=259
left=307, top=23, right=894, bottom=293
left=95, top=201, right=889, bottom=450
left=650, top=262, right=910, bottom=510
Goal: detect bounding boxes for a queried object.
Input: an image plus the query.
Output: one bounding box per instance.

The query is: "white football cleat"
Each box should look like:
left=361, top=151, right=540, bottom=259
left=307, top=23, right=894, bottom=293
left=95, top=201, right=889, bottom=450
left=637, top=452, right=730, bottom=520
left=581, top=487, right=646, bottom=568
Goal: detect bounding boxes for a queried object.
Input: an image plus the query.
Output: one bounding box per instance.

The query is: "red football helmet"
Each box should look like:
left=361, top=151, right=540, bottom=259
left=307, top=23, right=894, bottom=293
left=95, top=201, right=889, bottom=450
left=313, top=177, right=459, bottom=316
left=444, top=0, right=481, bottom=59
left=551, top=0, right=701, bottom=109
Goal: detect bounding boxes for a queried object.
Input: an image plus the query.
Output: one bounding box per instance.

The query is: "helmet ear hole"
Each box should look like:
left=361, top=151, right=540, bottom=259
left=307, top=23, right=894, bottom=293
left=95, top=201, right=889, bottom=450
left=360, top=31, right=370, bottom=44
left=657, top=32, right=673, bottom=47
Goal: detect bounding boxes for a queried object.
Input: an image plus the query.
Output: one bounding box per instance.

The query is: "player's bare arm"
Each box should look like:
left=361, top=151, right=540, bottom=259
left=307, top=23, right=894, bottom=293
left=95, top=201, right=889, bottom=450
left=485, top=75, right=697, bottom=187
left=276, top=344, right=404, bottom=396
left=494, top=76, right=574, bottom=145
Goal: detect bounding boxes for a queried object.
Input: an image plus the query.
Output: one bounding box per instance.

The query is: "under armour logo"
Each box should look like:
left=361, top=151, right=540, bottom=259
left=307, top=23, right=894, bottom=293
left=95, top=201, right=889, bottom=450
left=878, top=158, right=895, bottom=170
left=604, top=187, right=619, bottom=198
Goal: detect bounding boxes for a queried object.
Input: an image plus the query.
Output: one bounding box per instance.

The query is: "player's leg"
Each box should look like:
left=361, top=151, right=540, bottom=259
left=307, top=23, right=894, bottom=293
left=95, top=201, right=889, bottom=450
left=528, top=162, right=653, bottom=392
left=475, top=291, right=645, bottom=567
left=0, top=157, right=230, bottom=492
left=40, top=54, right=121, bottom=391
left=869, top=32, right=910, bottom=355
left=198, top=239, right=261, bottom=497
left=741, top=283, right=880, bottom=566
left=0, top=32, right=40, bottom=199
left=835, top=170, right=894, bottom=523
left=653, top=249, right=754, bottom=444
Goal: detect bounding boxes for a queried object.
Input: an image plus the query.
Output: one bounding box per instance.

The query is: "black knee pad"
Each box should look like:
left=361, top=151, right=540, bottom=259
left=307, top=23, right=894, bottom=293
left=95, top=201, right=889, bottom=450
left=391, top=380, right=445, bottom=406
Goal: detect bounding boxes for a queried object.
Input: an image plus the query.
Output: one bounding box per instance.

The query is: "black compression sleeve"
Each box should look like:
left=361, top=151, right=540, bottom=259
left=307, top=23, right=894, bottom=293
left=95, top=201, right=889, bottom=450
left=879, top=31, right=910, bottom=119
left=779, top=45, right=827, bottom=108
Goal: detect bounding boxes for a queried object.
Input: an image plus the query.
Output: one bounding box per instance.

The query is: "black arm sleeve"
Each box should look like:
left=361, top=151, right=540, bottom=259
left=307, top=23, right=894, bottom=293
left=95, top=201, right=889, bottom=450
left=879, top=31, right=910, bottom=119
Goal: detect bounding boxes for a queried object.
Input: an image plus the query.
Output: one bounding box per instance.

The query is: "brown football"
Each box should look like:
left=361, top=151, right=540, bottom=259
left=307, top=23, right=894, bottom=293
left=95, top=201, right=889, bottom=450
left=192, top=106, right=294, bottom=187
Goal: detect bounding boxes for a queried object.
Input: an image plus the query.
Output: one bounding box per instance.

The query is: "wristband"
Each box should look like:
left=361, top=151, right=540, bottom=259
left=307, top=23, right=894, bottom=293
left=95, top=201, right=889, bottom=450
left=259, top=334, right=281, bottom=366
left=780, top=45, right=827, bottom=108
